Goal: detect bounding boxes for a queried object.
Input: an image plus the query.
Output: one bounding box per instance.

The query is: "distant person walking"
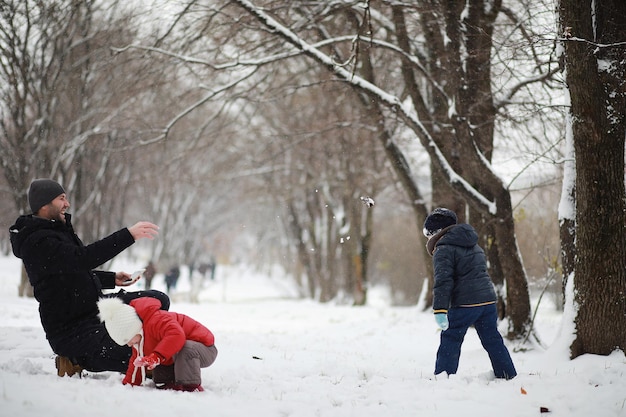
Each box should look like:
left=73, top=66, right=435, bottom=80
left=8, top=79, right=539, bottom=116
left=144, top=261, right=156, bottom=290
left=165, top=265, right=180, bottom=293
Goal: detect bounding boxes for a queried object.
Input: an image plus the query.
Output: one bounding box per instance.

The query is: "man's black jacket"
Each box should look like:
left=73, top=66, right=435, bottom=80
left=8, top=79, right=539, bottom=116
left=9, top=213, right=135, bottom=342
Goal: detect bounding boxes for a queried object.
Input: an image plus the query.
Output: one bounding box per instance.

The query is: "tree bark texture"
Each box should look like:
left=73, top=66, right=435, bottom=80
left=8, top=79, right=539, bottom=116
left=560, top=0, right=626, bottom=357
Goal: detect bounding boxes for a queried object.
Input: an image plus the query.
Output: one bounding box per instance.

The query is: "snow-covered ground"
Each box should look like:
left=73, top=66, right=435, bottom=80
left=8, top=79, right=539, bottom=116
left=0, top=254, right=624, bottom=417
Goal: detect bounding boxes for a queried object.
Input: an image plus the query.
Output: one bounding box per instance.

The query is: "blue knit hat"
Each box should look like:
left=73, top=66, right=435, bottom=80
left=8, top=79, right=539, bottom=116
left=423, top=208, right=457, bottom=238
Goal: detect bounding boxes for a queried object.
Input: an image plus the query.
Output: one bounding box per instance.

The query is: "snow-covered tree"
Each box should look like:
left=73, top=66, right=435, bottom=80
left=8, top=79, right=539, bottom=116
left=113, top=0, right=563, bottom=338
left=0, top=0, right=154, bottom=293
left=0, top=0, right=153, bottom=240
left=167, top=0, right=557, bottom=339
left=558, top=0, right=626, bottom=357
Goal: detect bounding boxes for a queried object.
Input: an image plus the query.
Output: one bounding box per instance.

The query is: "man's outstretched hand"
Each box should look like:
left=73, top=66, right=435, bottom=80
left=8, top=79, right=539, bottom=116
left=128, top=221, right=159, bottom=241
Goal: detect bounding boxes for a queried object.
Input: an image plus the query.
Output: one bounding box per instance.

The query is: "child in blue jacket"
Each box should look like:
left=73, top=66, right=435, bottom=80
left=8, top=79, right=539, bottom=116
left=424, top=208, right=516, bottom=380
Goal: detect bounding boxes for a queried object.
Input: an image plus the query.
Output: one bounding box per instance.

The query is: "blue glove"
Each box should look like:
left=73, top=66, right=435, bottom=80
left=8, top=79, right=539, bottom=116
left=434, top=313, right=449, bottom=331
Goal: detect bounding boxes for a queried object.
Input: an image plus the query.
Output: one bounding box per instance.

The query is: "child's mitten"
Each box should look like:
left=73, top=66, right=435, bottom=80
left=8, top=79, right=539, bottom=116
left=133, top=353, right=161, bottom=370
left=434, top=313, right=449, bottom=331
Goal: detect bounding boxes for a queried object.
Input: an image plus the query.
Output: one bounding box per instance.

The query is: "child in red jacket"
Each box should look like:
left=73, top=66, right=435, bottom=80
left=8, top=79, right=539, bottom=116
left=98, top=297, right=217, bottom=392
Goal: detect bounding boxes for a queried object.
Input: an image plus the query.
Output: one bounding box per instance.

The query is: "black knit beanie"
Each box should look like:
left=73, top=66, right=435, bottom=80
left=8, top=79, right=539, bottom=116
left=28, top=179, right=66, bottom=213
left=423, top=207, right=458, bottom=238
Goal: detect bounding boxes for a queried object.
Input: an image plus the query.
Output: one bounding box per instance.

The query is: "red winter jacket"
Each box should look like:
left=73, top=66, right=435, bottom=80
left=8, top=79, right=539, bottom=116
left=123, top=297, right=215, bottom=385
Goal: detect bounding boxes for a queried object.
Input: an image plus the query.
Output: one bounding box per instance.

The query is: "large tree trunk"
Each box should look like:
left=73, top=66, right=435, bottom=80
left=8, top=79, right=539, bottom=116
left=18, top=266, right=34, bottom=298
left=492, top=191, right=531, bottom=338
left=560, top=0, right=626, bottom=358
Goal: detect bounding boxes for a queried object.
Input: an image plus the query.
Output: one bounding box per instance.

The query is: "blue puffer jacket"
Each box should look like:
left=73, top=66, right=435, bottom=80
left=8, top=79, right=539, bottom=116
left=428, top=224, right=496, bottom=312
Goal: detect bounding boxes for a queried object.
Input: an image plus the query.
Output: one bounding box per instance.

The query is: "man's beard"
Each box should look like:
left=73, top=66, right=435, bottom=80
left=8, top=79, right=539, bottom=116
left=51, top=208, right=66, bottom=223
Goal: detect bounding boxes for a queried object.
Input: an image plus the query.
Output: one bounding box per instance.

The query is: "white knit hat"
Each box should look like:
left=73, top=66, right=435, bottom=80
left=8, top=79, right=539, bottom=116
left=98, top=298, right=143, bottom=346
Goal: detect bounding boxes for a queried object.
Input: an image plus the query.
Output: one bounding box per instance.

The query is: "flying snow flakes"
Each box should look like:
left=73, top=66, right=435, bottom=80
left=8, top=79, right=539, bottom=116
left=360, top=196, right=375, bottom=207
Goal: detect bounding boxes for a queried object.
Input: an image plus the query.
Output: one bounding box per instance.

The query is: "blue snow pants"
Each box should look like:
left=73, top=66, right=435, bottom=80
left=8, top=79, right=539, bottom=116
left=434, top=303, right=517, bottom=379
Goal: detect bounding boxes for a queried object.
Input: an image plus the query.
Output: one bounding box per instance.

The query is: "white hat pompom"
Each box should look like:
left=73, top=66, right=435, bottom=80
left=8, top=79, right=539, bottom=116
left=98, top=297, right=143, bottom=346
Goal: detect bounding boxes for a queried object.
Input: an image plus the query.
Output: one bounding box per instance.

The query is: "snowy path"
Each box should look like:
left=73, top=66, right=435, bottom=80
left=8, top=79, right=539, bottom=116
left=0, top=257, right=624, bottom=417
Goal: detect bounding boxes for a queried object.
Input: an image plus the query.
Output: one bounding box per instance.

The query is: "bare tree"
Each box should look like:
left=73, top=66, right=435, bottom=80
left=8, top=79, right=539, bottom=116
left=0, top=0, right=173, bottom=241
left=242, top=72, right=389, bottom=303
left=558, top=0, right=626, bottom=357
left=0, top=1, right=232, bottom=294
left=212, top=0, right=561, bottom=338
left=0, top=0, right=146, bottom=293
left=111, top=0, right=564, bottom=339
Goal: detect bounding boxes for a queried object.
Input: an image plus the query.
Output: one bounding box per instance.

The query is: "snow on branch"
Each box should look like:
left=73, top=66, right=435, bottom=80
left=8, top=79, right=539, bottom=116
left=232, top=0, right=497, bottom=214
left=559, top=34, right=626, bottom=49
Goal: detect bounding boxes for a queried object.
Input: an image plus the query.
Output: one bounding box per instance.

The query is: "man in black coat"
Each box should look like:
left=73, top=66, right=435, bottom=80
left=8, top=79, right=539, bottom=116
left=9, top=179, right=170, bottom=376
